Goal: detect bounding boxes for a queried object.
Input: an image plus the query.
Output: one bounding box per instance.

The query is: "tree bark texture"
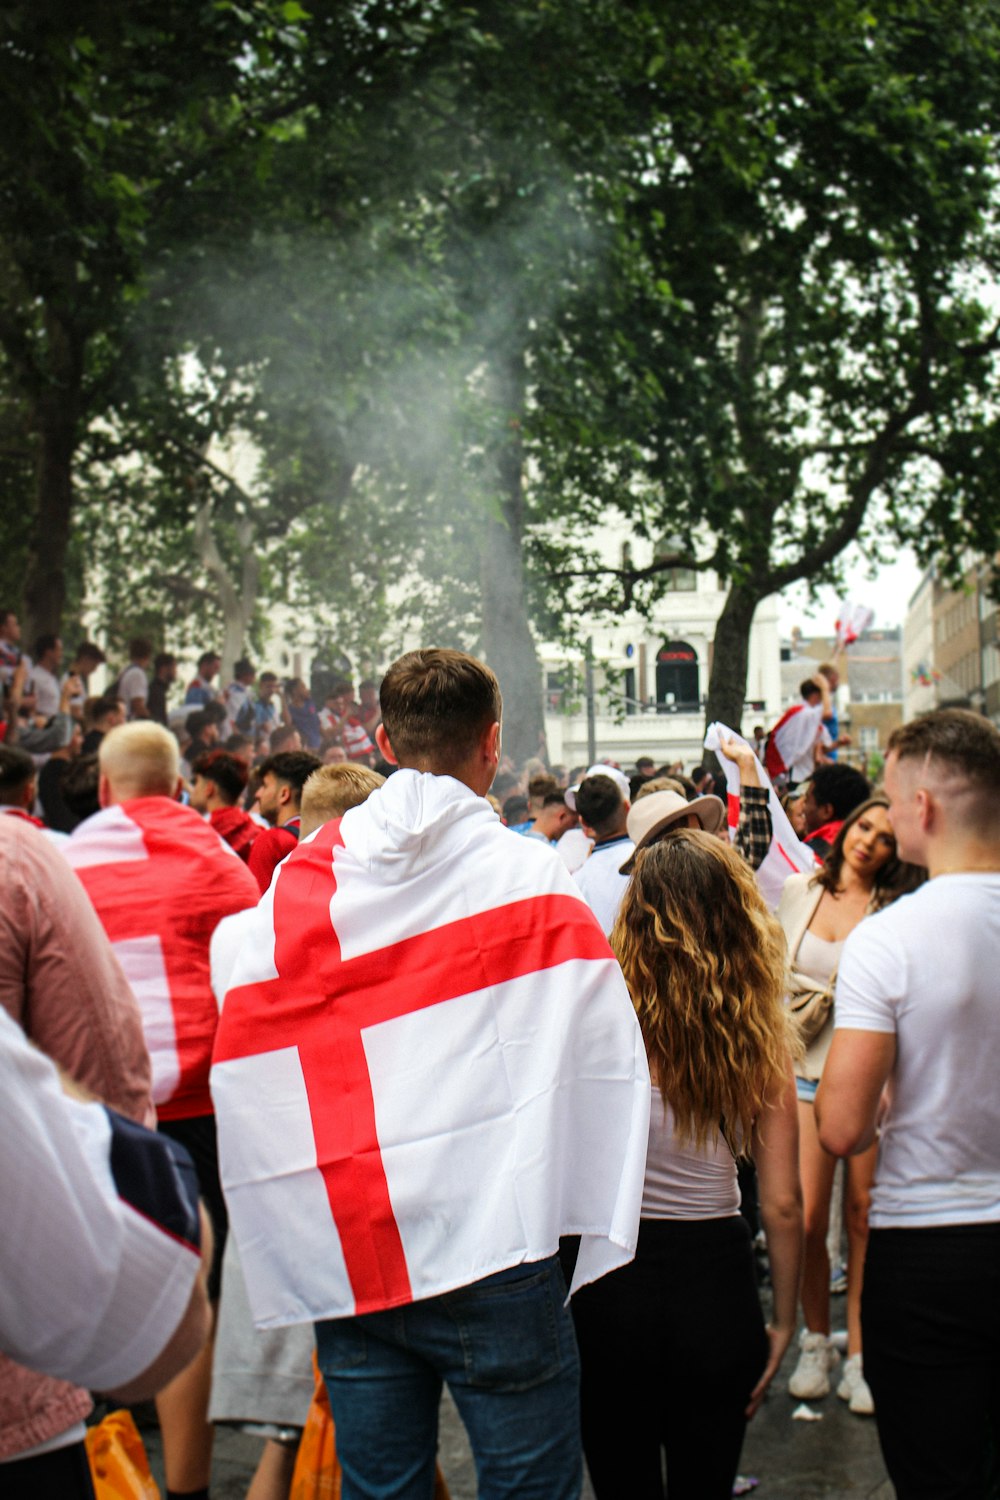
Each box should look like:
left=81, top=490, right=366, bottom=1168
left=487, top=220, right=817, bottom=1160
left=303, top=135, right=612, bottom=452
left=23, top=314, right=84, bottom=642
left=703, top=582, right=762, bottom=738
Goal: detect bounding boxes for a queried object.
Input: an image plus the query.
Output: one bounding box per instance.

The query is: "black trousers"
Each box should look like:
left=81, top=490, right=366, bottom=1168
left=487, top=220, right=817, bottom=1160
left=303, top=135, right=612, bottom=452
left=864, top=1223, right=1000, bottom=1500
left=3, top=1439, right=96, bottom=1500
left=571, top=1216, right=767, bottom=1500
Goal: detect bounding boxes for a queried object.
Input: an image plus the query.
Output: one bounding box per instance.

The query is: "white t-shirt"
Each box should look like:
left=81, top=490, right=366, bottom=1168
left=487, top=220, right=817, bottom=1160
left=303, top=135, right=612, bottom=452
left=573, top=836, right=634, bottom=936
left=834, top=874, right=1000, bottom=1228
left=0, top=1007, right=201, bottom=1391
left=118, top=663, right=149, bottom=719
left=30, top=663, right=61, bottom=718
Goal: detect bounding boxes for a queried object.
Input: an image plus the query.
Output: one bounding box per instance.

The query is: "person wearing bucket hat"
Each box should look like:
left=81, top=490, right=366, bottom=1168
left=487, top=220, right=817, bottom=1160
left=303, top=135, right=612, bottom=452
left=620, top=789, right=726, bottom=874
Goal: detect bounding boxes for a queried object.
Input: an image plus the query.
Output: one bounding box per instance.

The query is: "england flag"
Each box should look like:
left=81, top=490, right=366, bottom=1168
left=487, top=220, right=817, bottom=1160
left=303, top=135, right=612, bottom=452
left=211, top=770, right=650, bottom=1328
left=65, top=798, right=259, bottom=1119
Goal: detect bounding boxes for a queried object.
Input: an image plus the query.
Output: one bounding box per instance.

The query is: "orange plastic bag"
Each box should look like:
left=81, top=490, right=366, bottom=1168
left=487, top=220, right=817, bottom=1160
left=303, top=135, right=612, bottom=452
left=290, top=1362, right=450, bottom=1500
left=85, top=1409, right=160, bottom=1499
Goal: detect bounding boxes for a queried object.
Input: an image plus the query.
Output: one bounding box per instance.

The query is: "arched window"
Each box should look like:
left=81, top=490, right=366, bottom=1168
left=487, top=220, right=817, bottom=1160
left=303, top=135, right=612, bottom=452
left=655, top=640, right=699, bottom=710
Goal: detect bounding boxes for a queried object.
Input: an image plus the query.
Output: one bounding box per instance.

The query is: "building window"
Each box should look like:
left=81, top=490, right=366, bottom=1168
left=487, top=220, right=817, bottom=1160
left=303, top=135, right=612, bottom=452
left=858, top=725, right=879, bottom=754
left=653, top=533, right=697, bottom=592
left=655, top=641, right=699, bottom=710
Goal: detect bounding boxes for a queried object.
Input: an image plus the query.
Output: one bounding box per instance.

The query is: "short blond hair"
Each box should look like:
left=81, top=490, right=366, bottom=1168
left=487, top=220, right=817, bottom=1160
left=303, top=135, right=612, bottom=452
left=99, top=721, right=180, bottom=800
left=300, top=762, right=385, bottom=836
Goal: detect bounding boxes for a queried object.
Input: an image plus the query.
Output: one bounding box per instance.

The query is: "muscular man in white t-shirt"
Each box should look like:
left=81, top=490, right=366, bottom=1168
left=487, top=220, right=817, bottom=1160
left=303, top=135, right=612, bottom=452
left=817, top=709, right=1000, bottom=1499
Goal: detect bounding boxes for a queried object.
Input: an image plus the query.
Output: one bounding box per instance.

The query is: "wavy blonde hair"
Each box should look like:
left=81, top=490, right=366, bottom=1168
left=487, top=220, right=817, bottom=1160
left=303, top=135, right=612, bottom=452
left=610, top=829, right=794, bottom=1153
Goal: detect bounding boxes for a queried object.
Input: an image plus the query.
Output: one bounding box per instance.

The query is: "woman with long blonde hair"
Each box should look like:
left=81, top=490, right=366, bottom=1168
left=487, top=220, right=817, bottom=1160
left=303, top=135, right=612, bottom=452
left=572, top=830, right=803, bottom=1500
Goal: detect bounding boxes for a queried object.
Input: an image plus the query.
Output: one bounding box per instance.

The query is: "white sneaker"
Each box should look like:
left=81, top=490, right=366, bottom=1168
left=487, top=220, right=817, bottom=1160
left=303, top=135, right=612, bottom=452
left=788, top=1330, right=840, bottom=1399
left=836, top=1353, right=875, bottom=1415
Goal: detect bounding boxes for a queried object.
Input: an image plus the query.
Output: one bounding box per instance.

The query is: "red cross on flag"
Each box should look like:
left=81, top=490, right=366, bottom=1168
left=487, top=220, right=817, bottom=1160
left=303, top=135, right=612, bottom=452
left=211, top=771, right=650, bottom=1328
left=65, top=798, right=259, bottom=1119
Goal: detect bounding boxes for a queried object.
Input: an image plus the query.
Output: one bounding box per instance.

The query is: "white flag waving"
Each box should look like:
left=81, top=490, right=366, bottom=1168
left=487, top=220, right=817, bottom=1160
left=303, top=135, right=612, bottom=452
left=211, top=771, right=650, bottom=1328
left=704, top=722, right=818, bottom=908
left=835, top=599, right=874, bottom=650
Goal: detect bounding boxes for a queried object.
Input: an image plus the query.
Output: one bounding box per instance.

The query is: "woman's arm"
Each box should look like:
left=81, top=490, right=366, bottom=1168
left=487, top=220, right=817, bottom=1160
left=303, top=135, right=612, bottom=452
left=746, top=1068, right=803, bottom=1417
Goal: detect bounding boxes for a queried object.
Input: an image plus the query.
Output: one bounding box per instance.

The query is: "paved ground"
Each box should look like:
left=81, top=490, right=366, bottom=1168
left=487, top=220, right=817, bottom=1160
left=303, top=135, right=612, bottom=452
left=136, top=1311, right=892, bottom=1498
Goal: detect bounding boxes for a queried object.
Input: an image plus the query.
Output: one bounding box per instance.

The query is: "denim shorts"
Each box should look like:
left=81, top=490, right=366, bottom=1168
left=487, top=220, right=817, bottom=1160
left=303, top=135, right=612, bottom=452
left=796, top=1076, right=819, bottom=1104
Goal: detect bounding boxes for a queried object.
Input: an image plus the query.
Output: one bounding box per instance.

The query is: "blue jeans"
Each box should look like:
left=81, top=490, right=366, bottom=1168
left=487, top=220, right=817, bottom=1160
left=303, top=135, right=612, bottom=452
left=315, top=1256, right=582, bottom=1500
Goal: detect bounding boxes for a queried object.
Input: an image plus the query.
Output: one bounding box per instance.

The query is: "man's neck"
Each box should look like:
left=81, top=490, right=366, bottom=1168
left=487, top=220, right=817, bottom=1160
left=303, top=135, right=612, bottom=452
left=928, top=836, right=1000, bottom=879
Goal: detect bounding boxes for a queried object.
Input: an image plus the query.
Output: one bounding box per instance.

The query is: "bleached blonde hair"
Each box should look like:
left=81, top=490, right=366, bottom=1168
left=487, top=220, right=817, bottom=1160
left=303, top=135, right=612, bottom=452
left=299, top=762, right=384, bottom=836
left=99, top=721, right=180, bottom=800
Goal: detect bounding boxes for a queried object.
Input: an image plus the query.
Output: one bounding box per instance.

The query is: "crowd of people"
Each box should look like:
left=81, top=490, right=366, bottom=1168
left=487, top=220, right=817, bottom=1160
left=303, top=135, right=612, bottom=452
left=1, top=624, right=998, bottom=1500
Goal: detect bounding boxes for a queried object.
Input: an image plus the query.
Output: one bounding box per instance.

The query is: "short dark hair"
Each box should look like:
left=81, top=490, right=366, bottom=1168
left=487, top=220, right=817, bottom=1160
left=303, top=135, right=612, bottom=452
left=259, top=670, right=279, bottom=685
left=186, top=709, right=210, bottom=737
left=800, top=678, right=821, bottom=700
left=258, top=751, right=321, bottom=798
left=502, top=793, right=529, bottom=824
left=198, top=651, right=220, bottom=670
left=129, top=636, right=153, bottom=660
left=575, top=774, right=626, bottom=836
left=192, top=750, right=248, bottom=805
left=541, top=790, right=567, bottom=809
left=379, top=650, right=501, bottom=772
left=0, top=744, right=36, bottom=803
left=888, top=708, right=1000, bottom=789
left=60, top=753, right=101, bottom=824
left=527, top=774, right=558, bottom=802
left=74, top=640, right=106, bottom=665
left=888, top=708, right=1000, bottom=833
left=34, top=633, right=60, bottom=659
left=269, top=723, right=300, bottom=752
left=234, top=657, right=255, bottom=678
left=809, top=763, right=871, bottom=821
left=154, top=652, right=177, bottom=673
left=202, top=700, right=227, bottom=725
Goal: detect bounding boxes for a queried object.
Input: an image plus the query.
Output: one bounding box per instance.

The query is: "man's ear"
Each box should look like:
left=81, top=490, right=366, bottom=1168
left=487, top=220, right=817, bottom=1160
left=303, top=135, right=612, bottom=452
left=174, top=777, right=184, bottom=803
left=483, top=720, right=501, bottom=767
left=375, top=723, right=398, bottom=765
left=98, top=772, right=113, bottom=809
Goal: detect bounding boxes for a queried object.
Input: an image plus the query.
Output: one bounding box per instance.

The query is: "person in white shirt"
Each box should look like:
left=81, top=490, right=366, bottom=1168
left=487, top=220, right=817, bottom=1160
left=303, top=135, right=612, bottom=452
left=817, top=708, right=1000, bottom=1499
left=571, top=774, right=634, bottom=935
left=117, top=637, right=153, bottom=720
left=29, top=633, right=63, bottom=719
left=0, top=1009, right=210, bottom=1462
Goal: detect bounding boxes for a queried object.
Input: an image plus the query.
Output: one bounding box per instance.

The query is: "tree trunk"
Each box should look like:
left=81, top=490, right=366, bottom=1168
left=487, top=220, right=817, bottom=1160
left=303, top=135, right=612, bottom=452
left=703, top=582, right=762, bottom=737
left=23, top=315, right=84, bottom=642
left=479, top=351, right=546, bottom=767
left=193, top=502, right=259, bottom=682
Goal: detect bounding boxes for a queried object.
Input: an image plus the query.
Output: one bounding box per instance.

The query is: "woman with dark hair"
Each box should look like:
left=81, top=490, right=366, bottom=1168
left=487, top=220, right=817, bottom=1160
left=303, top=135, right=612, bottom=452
left=778, top=796, right=925, bottom=1414
left=573, top=830, right=803, bottom=1500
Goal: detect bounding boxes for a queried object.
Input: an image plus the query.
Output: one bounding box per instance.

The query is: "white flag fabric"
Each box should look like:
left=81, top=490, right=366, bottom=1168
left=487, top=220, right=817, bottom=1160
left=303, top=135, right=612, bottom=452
left=211, top=770, right=650, bottom=1328
left=763, top=701, right=828, bottom=783
left=835, top=600, right=874, bottom=649
left=704, top=722, right=818, bottom=908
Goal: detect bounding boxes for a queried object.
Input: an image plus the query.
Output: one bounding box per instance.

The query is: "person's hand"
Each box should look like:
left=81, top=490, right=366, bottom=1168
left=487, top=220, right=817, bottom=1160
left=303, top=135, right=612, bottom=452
left=745, top=1323, right=795, bottom=1418
left=718, top=734, right=761, bottom=787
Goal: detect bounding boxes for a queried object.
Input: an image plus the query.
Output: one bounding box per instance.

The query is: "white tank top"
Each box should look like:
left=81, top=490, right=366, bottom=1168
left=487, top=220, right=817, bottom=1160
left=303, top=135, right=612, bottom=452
left=641, top=1083, right=741, bottom=1220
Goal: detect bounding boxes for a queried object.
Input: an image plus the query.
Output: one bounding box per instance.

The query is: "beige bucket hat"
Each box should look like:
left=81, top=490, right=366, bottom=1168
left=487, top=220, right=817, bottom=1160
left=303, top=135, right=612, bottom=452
left=620, top=789, right=726, bottom=874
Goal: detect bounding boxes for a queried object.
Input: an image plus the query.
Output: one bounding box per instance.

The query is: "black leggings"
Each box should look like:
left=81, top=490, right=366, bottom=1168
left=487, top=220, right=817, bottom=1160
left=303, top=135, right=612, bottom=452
left=572, top=1215, right=767, bottom=1500
left=863, top=1224, right=1000, bottom=1500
